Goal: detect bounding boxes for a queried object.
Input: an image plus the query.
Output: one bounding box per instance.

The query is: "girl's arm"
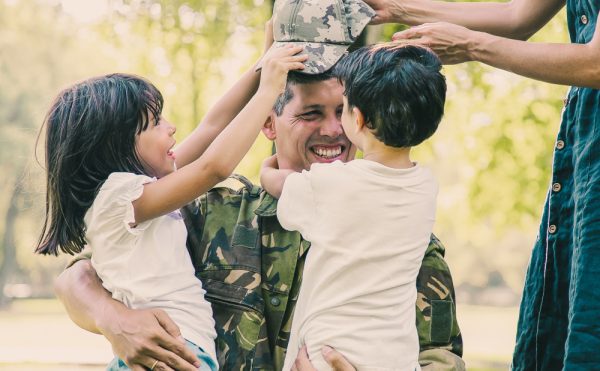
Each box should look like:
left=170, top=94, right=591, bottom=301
left=133, top=45, right=307, bottom=224
left=260, top=155, right=295, bottom=199
left=174, top=20, right=275, bottom=168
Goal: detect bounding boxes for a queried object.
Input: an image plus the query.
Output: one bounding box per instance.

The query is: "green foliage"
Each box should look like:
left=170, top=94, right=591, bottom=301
left=93, top=0, right=270, bottom=133
left=0, top=0, right=573, bottom=302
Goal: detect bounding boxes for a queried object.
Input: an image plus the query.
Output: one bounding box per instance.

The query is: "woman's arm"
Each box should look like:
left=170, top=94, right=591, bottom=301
left=365, top=0, right=565, bottom=40
left=392, top=20, right=600, bottom=88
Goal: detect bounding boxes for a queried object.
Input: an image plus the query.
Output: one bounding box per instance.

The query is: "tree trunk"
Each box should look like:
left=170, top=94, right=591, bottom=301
left=0, top=178, right=24, bottom=307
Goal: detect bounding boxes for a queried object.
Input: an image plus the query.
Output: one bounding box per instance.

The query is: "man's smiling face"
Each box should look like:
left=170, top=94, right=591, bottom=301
left=263, top=78, right=355, bottom=172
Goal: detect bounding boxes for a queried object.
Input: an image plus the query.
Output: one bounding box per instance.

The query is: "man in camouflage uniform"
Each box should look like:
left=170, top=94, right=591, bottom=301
left=55, top=0, right=464, bottom=370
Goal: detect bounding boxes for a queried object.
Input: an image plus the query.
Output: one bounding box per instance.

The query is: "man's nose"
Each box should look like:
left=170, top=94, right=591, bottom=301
left=319, top=115, right=343, bottom=137
left=169, top=124, right=176, bottom=135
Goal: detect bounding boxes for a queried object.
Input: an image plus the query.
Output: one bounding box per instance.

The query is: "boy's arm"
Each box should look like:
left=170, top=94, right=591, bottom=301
left=54, top=259, right=202, bottom=371
left=260, top=155, right=295, bottom=199
left=175, top=20, right=274, bottom=168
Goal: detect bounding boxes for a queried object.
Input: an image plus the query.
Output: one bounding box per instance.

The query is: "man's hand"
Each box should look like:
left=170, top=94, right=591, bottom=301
left=97, top=305, right=201, bottom=371
left=292, top=346, right=356, bottom=371
left=392, top=22, right=480, bottom=64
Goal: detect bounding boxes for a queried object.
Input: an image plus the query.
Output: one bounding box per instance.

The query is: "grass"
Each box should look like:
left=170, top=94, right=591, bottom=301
left=0, top=299, right=516, bottom=370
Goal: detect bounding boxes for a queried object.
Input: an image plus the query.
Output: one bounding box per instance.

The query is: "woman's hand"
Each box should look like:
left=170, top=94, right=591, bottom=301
left=393, top=22, right=480, bottom=64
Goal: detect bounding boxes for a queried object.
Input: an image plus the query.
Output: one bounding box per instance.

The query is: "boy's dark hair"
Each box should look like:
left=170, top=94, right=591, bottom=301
left=273, top=69, right=337, bottom=116
left=334, top=43, right=446, bottom=147
left=35, top=73, right=163, bottom=256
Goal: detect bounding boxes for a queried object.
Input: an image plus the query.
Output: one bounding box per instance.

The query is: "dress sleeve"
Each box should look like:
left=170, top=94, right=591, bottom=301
left=87, top=173, right=156, bottom=237
left=276, top=170, right=316, bottom=240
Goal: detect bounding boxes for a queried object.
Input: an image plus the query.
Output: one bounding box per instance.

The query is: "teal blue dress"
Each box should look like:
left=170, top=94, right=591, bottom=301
left=512, top=0, right=600, bottom=369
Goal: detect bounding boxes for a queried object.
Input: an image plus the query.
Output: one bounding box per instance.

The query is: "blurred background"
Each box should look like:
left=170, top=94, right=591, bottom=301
left=0, top=0, right=568, bottom=369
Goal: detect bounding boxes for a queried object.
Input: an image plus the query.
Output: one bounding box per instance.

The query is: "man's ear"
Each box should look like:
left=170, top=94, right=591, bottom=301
left=353, top=107, right=366, bottom=132
left=262, top=113, right=277, bottom=140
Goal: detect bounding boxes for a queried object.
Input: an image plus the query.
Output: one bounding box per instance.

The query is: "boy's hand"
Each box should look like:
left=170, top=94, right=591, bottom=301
left=258, top=44, right=307, bottom=95
left=261, top=154, right=279, bottom=171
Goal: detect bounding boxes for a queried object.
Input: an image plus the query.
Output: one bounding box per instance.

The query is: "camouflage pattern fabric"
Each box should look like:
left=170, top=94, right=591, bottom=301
left=270, top=0, right=375, bottom=74
left=181, top=175, right=464, bottom=370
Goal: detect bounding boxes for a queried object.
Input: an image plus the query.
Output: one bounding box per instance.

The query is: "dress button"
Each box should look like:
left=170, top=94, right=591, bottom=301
left=556, top=140, right=565, bottom=150
left=581, top=15, right=588, bottom=24
left=270, top=297, right=281, bottom=306
left=549, top=225, right=557, bottom=234
left=552, top=183, right=562, bottom=192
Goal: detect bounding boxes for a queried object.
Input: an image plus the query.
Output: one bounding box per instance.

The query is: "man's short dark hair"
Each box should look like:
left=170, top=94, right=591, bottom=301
left=334, top=44, right=446, bottom=148
left=273, top=69, right=337, bottom=116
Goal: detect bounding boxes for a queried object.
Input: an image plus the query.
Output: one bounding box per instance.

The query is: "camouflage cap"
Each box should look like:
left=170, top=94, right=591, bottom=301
left=263, top=0, right=375, bottom=74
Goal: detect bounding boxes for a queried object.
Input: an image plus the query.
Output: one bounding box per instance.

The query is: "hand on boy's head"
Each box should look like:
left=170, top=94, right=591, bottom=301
left=392, top=22, right=474, bottom=64
left=258, top=45, right=308, bottom=95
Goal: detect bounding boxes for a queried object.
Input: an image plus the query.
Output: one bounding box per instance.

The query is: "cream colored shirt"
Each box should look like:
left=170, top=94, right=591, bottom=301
left=85, top=172, right=217, bottom=362
left=279, top=160, right=437, bottom=371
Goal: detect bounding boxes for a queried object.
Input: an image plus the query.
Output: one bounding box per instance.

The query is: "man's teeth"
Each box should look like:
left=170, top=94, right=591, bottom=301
left=313, top=146, right=342, bottom=158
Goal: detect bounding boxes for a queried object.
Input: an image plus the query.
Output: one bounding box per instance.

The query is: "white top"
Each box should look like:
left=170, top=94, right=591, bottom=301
left=85, top=172, right=217, bottom=361
left=279, top=160, right=437, bottom=371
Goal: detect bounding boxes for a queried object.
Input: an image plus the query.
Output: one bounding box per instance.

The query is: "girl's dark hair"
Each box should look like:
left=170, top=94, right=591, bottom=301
left=35, top=73, right=163, bottom=255
left=334, top=43, right=446, bottom=148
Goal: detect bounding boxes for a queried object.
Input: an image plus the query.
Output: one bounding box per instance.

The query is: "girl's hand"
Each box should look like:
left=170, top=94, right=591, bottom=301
left=258, top=45, right=307, bottom=96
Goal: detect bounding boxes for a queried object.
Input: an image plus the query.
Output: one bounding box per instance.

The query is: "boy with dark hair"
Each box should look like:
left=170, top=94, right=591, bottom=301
left=261, top=43, right=446, bottom=371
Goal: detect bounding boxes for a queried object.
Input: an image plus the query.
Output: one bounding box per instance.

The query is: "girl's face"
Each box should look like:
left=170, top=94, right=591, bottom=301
left=135, top=116, right=177, bottom=178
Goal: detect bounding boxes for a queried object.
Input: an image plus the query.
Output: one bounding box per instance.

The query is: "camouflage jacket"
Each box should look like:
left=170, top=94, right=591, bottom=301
left=181, top=175, right=464, bottom=371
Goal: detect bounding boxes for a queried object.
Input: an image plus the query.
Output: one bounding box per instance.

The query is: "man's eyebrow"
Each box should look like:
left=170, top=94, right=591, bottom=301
left=299, top=104, right=324, bottom=111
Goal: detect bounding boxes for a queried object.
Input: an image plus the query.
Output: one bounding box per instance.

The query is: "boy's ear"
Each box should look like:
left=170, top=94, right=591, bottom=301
left=353, top=107, right=366, bottom=131
left=262, top=113, right=277, bottom=140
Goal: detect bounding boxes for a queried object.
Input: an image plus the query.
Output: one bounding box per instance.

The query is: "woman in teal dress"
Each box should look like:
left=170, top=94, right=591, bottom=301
left=363, top=0, right=600, bottom=369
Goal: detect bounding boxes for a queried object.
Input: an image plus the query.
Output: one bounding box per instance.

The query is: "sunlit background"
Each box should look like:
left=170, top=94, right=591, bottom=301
left=0, top=0, right=568, bottom=369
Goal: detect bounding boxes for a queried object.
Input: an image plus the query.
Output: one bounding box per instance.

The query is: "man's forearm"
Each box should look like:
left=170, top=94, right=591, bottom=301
left=54, top=259, right=121, bottom=334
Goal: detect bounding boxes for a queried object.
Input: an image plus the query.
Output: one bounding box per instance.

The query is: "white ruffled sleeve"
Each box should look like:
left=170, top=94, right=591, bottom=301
left=87, top=172, right=157, bottom=237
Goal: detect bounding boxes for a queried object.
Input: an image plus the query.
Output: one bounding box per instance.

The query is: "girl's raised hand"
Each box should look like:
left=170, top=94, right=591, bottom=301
left=258, top=45, right=307, bottom=96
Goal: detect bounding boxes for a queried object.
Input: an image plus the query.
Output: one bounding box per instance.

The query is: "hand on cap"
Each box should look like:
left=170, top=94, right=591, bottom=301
left=258, top=44, right=308, bottom=95
left=363, top=0, right=402, bottom=25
